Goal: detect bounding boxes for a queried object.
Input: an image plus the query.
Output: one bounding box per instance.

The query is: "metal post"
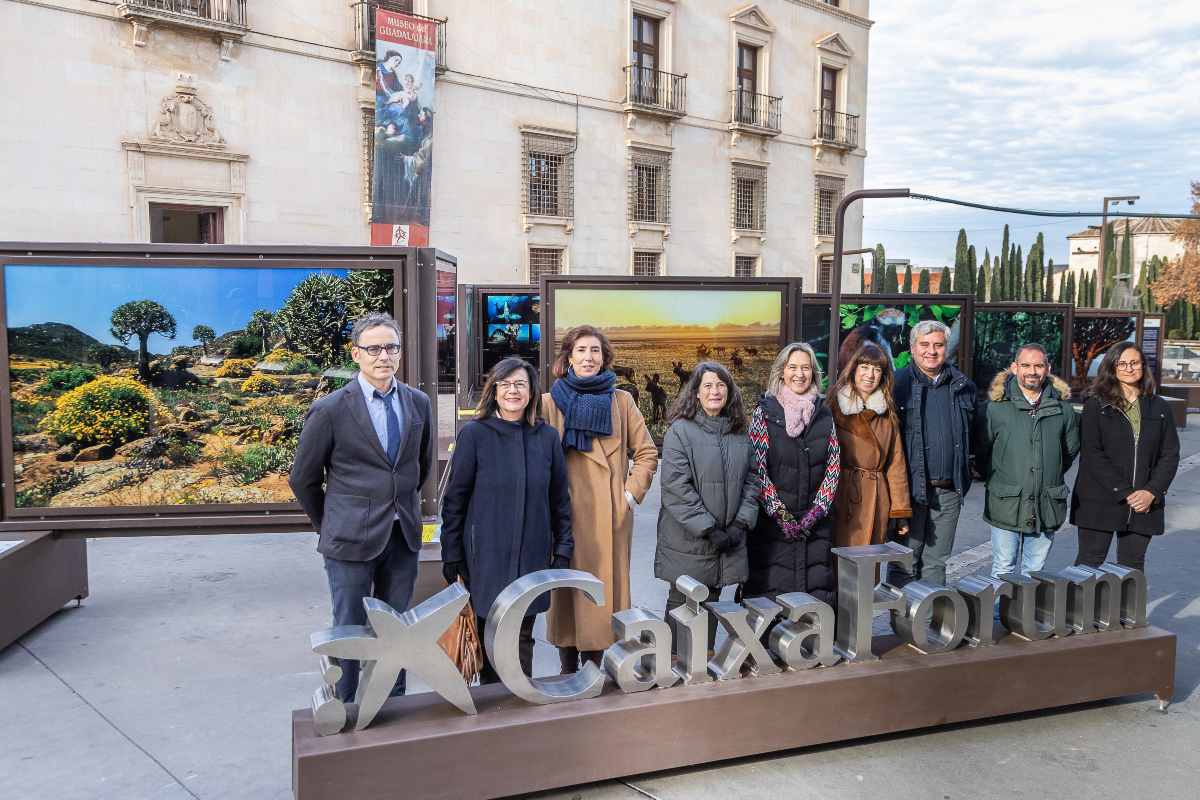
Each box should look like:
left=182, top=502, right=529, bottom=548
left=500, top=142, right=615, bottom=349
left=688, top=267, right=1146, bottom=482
left=1094, top=195, right=1139, bottom=308
left=829, top=188, right=910, bottom=380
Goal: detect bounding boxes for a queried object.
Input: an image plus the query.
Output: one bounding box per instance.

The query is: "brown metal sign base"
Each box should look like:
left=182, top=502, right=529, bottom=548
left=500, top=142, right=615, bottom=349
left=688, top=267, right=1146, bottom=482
left=291, top=625, right=1175, bottom=800
left=0, top=531, right=88, bottom=651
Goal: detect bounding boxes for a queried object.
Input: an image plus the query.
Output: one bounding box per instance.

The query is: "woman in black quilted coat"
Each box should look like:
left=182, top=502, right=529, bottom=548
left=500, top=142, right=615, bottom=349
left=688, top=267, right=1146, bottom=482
left=744, top=343, right=841, bottom=605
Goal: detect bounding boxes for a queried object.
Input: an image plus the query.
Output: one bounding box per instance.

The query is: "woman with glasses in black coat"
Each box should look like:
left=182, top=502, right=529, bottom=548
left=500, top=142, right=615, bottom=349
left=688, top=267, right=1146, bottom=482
left=1071, top=342, right=1180, bottom=572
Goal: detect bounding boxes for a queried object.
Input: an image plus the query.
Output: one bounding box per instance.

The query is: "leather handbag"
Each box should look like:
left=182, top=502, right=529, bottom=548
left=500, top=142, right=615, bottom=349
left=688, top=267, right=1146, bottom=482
left=437, top=587, right=483, bottom=682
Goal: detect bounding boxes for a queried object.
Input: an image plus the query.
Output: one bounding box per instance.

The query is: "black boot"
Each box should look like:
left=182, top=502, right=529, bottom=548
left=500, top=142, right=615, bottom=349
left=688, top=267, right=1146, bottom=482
left=579, top=649, right=603, bottom=667
left=558, top=646, right=579, bottom=674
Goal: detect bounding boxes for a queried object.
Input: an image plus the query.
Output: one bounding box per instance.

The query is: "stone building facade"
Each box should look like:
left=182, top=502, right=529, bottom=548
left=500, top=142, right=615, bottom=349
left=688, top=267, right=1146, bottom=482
left=0, top=0, right=872, bottom=288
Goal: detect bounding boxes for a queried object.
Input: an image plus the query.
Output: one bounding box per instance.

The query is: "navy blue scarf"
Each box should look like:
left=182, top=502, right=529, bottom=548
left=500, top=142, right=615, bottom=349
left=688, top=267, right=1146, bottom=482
left=550, top=369, right=616, bottom=452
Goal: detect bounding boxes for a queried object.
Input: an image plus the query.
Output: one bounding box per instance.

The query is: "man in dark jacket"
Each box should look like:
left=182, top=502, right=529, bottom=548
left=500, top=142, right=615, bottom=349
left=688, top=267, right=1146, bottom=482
left=977, top=344, right=1080, bottom=578
left=889, top=320, right=976, bottom=587
left=289, top=312, right=433, bottom=702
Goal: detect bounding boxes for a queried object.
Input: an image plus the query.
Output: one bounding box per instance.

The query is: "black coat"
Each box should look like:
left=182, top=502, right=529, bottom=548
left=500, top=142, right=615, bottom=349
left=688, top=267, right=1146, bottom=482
left=745, top=396, right=837, bottom=605
left=894, top=364, right=976, bottom=505
left=440, top=416, right=573, bottom=616
left=1070, top=394, right=1180, bottom=535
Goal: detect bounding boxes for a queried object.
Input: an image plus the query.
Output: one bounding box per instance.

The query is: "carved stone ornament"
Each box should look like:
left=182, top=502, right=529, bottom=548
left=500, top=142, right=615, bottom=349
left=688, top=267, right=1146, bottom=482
left=152, top=74, right=224, bottom=148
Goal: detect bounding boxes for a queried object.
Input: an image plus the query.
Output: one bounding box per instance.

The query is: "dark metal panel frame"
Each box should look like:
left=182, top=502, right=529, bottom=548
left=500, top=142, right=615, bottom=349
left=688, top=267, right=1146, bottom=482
left=0, top=244, right=444, bottom=533
left=798, top=292, right=977, bottom=375
left=974, top=301, right=1075, bottom=380
left=538, top=275, right=797, bottom=393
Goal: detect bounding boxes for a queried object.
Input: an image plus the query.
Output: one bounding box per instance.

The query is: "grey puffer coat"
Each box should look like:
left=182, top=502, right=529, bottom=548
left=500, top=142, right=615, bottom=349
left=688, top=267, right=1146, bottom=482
left=654, top=412, right=759, bottom=588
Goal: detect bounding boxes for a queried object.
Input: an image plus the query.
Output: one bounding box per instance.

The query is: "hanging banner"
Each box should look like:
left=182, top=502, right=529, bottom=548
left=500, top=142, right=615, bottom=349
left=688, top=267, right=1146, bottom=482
left=370, top=8, right=436, bottom=247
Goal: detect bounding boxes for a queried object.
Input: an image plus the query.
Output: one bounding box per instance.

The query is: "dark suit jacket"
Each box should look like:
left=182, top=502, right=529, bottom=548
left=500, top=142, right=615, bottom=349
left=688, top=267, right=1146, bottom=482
left=288, top=377, right=433, bottom=561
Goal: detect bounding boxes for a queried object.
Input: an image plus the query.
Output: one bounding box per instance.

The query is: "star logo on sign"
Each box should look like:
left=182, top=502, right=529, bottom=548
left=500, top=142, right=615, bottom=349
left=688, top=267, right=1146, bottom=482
left=311, top=582, right=477, bottom=731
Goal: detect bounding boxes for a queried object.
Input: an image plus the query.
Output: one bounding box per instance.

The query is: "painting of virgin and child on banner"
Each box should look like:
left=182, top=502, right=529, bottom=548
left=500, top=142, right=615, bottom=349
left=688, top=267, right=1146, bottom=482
left=370, top=8, right=436, bottom=247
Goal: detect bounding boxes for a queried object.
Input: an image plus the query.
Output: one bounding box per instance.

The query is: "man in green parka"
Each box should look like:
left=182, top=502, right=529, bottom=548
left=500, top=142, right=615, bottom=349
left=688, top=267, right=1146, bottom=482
left=976, top=343, right=1080, bottom=578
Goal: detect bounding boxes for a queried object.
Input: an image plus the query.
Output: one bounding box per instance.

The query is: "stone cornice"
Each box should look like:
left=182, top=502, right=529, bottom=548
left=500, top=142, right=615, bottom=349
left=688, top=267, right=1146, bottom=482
left=786, top=0, right=874, bottom=29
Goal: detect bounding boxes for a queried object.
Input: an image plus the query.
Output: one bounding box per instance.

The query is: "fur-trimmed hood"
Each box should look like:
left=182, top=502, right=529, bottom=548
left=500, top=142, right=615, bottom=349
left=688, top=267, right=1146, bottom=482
left=988, top=370, right=1071, bottom=402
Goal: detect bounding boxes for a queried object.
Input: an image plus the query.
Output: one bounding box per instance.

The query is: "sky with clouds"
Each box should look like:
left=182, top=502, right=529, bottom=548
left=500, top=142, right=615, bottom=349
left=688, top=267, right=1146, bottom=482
left=862, top=0, right=1200, bottom=272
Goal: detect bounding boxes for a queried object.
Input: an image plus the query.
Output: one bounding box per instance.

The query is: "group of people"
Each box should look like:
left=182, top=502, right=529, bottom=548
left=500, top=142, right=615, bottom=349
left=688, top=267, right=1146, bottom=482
left=291, top=312, right=1181, bottom=702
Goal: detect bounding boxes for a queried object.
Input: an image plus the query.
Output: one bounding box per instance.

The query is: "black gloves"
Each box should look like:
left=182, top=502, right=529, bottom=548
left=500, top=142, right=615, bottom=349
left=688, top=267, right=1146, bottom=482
left=709, top=524, right=746, bottom=553
left=551, top=555, right=571, bottom=570
left=442, top=559, right=470, bottom=588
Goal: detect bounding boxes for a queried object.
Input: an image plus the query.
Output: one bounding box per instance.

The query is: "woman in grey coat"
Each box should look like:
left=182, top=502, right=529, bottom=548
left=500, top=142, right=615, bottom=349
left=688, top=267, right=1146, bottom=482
left=655, top=361, right=759, bottom=645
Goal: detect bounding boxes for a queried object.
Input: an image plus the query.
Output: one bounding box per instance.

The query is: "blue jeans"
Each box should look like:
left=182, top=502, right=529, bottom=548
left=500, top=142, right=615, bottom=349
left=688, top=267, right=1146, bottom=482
left=990, top=526, right=1054, bottom=579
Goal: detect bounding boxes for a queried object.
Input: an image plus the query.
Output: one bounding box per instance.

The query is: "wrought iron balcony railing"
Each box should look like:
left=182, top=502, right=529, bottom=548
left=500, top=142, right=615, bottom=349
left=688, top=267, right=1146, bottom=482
left=624, top=65, right=687, bottom=117
left=354, top=2, right=447, bottom=74
left=119, top=0, right=247, bottom=27
left=730, top=90, right=782, bottom=134
left=814, top=109, right=859, bottom=148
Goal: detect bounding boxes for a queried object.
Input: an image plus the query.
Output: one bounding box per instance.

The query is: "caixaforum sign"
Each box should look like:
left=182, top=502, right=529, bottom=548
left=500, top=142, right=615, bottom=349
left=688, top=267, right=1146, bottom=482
left=307, top=543, right=1148, bottom=736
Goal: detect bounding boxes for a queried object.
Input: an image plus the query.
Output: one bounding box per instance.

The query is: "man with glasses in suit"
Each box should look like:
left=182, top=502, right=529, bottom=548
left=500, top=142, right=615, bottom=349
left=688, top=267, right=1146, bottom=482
left=290, top=312, right=433, bottom=703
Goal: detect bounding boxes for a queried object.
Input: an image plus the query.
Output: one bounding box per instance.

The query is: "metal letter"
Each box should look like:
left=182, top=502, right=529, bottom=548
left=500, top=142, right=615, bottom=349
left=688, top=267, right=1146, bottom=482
left=669, top=576, right=713, bottom=685
left=1086, top=565, right=1125, bottom=631
left=311, top=684, right=347, bottom=737
left=707, top=597, right=783, bottom=680
left=1030, top=571, right=1073, bottom=637
left=485, top=569, right=607, bottom=704
left=769, top=592, right=840, bottom=669
left=310, top=656, right=347, bottom=736
left=603, top=608, right=680, bottom=693
left=956, top=575, right=1013, bottom=648
left=1059, top=566, right=1099, bottom=635
left=1099, top=563, right=1148, bottom=628
left=832, top=542, right=914, bottom=661
left=891, top=581, right=969, bottom=654
left=311, top=583, right=477, bottom=732
left=998, top=573, right=1053, bottom=641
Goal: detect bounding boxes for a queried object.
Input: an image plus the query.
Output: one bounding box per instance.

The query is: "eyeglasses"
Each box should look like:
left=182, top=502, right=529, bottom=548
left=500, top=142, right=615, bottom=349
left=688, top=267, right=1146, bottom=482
left=358, top=344, right=401, bottom=357
left=496, top=380, right=530, bottom=392
left=1116, top=360, right=1143, bottom=371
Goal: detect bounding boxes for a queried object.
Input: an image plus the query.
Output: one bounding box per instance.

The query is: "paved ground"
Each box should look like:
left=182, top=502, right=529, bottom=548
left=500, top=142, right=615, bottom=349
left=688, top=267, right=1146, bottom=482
left=3, top=418, right=1200, bottom=800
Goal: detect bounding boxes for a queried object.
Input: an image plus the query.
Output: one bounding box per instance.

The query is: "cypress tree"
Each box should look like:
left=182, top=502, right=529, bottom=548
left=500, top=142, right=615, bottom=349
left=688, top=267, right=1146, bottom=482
left=1148, top=255, right=1161, bottom=311
left=953, top=229, right=969, bottom=293
left=1102, top=251, right=1118, bottom=306
left=1136, top=257, right=1150, bottom=311
left=918, top=268, right=931, bottom=294
left=1062, top=270, right=1074, bottom=305
left=1000, top=224, right=1010, bottom=278
left=1103, top=221, right=1116, bottom=282
left=1119, top=220, right=1132, bottom=279
left=1045, top=257, right=1056, bottom=302
left=976, top=262, right=987, bottom=301
left=884, top=261, right=899, bottom=293
left=1034, top=233, right=1046, bottom=302
left=939, top=266, right=952, bottom=294
left=990, top=255, right=1003, bottom=302
left=1013, top=245, right=1023, bottom=300
left=1011, top=244, right=1022, bottom=300
left=871, top=243, right=886, bottom=293
left=965, top=245, right=977, bottom=296
left=903, top=263, right=913, bottom=294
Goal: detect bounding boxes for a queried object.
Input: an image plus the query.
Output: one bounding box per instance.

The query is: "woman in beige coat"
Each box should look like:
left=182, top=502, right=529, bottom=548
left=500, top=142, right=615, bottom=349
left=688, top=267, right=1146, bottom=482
left=542, top=325, right=658, bottom=672
left=831, top=342, right=911, bottom=548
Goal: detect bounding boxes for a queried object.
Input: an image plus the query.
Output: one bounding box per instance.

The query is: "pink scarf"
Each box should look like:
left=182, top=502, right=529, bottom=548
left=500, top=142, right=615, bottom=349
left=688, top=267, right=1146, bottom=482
left=775, top=385, right=818, bottom=438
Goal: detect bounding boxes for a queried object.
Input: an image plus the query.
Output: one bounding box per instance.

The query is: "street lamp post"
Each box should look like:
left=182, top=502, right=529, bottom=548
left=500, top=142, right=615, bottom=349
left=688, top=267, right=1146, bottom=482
left=830, top=188, right=911, bottom=379
left=1094, top=195, right=1139, bottom=307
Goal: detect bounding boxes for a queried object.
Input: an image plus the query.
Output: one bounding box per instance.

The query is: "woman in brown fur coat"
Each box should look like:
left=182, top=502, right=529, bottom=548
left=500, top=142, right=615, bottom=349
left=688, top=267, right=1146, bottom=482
left=831, top=343, right=912, bottom=548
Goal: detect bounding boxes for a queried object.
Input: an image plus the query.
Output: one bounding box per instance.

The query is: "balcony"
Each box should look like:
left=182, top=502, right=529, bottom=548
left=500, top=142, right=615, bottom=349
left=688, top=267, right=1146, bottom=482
left=623, top=66, right=687, bottom=119
left=353, top=2, right=447, bottom=75
left=117, top=1, right=249, bottom=58
left=729, top=90, right=782, bottom=138
left=814, top=109, right=859, bottom=149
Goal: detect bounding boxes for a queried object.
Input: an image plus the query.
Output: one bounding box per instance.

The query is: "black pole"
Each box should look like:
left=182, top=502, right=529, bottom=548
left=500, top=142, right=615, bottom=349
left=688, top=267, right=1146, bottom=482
left=829, top=188, right=911, bottom=380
